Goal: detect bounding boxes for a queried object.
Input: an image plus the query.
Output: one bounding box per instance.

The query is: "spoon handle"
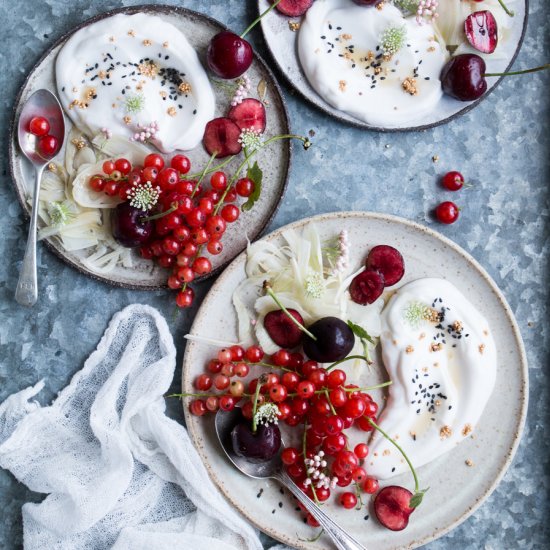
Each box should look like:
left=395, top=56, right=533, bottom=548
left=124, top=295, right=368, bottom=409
left=274, top=470, right=367, bottom=550
left=15, top=165, right=44, bottom=307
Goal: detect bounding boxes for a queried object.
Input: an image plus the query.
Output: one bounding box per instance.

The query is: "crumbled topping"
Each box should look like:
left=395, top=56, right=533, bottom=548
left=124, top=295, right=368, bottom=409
left=109, top=36, right=115, bottom=43
left=402, top=76, right=418, bottom=95
left=340, top=33, right=353, bottom=41
left=430, top=342, right=442, bottom=352
left=339, top=80, right=347, bottom=92
left=465, top=459, right=474, bottom=467
left=419, top=332, right=426, bottom=340
left=462, top=424, right=473, bottom=437
left=98, top=70, right=107, bottom=80
left=138, top=61, right=159, bottom=78
left=479, top=344, right=485, bottom=354
left=427, top=46, right=436, bottom=52
left=167, top=106, right=177, bottom=117
left=376, top=1, right=386, bottom=9
left=127, top=29, right=136, bottom=37
left=178, top=82, right=191, bottom=94
left=123, top=116, right=132, bottom=125
left=142, top=39, right=152, bottom=46
left=47, top=163, right=57, bottom=172
left=406, top=345, right=414, bottom=354
left=162, top=41, right=169, bottom=48
left=452, top=320, right=464, bottom=333
left=288, top=21, right=301, bottom=32
left=382, top=449, right=391, bottom=456
left=432, top=155, right=439, bottom=163
left=440, top=425, right=452, bottom=439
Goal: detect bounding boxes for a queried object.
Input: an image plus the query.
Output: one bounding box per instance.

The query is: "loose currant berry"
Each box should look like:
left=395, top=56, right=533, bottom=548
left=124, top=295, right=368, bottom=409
left=236, top=177, right=255, bottom=197
left=29, top=116, right=50, bottom=136
left=175, top=287, right=194, bottom=308
left=435, top=201, right=460, bottom=224
left=281, top=447, right=299, bottom=466
left=354, top=443, right=369, bottom=459
left=362, top=477, right=379, bottom=494
left=340, top=492, right=357, bottom=509
left=38, top=135, right=59, bottom=156
left=192, top=257, right=212, bottom=275
left=221, top=204, right=240, bottom=222
left=207, top=240, right=223, bottom=255
left=442, top=170, right=466, bottom=191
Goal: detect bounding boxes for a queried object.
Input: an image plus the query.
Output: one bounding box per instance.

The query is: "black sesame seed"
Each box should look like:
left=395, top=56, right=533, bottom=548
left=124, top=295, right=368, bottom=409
left=364, top=515, right=369, bottom=521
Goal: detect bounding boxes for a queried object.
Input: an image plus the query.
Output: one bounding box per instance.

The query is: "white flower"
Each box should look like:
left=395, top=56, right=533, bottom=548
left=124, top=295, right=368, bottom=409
left=127, top=181, right=161, bottom=212
left=238, top=128, right=263, bottom=151
left=253, top=402, right=279, bottom=426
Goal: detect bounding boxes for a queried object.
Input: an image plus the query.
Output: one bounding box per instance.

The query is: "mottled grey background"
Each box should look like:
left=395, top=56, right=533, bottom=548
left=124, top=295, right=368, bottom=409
left=0, top=0, right=548, bottom=549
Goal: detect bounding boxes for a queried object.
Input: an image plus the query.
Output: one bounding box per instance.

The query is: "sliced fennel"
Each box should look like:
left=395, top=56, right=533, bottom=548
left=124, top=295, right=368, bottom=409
left=233, top=225, right=383, bottom=361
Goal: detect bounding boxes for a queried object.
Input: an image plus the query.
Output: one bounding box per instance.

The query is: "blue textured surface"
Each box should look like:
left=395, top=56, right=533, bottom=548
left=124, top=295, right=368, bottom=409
left=0, top=0, right=548, bottom=549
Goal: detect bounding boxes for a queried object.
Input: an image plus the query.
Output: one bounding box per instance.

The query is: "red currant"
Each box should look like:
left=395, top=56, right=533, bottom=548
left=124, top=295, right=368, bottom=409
left=173, top=226, right=191, bottom=243
left=158, top=168, right=179, bottom=192
left=162, top=238, right=181, bottom=256
left=207, top=240, right=223, bottom=255
left=171, top=154, right=191, bottom=174
left=29, top=116, right=50, bottom=136
left=191, top=228, right=209, bottom=245
left=205, top=396, right=219, bottom=412
left=351, top=467, right=367, bottom=483
left=210, top=171, right=227, bottom=191
left=269, top=383, right=288, bottom=403
left=340, top=492, right=357, bottom=509
left=104, top=180, right=119, bottom=196
left=213, top=374, right=230, bottom=390
left=272, top=349, right=291, bottom=367
left=189, top=399, right=207, bottom=416
left=144, top=153, right=164, bottom=170
left=236, top=177, right=255, bottom=197
left=37, top=135, right=59, bottom=157
left=354, top=443, right=369, bottom=459
left=442, top=170, right=465, bottom=191
left=177, top=266, right=195, bottom=283
left=234, top=363, right=249, bottom=377
left=221, top=204, right=240, bottom=223
left=205, top=215, right=226, bottom=237
left=194, top=374, right=212, bottom=391
left=142, top=166, right=159, bottom=183
left=219, top=395, right=236, bottom=411
left=362, top=477, right=379, bottom=494
left=114, top=158, right=132, bottom=175
left=281, top=447, right=299, bottom=466
left=327, top=369, right=346, bottom=389
left=186, top=208, right=207, bottom=228
left=297, top=380, right=315, bottom=399
left=435, top=201, right=460, bottom=224
left=102, top=160, right=116, bottom=175
left=245, top=345, right=264, bottom=363
left=192, top=257, right=212, bottom=275
left=175, top=287, right=194, bottom=308
left=89, top=175, right=105, bottom=192
left=229, top=345, right=245, bottom=361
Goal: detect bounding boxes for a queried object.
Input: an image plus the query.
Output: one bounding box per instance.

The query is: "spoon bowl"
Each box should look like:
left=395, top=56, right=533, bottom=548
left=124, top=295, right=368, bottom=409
left=15, top=89, right=65, bottom=307
left=214, top=408, right=367, bottom=550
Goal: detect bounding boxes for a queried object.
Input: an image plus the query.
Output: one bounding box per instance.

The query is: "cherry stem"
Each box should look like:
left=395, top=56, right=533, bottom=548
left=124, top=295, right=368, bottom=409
left=191, top=152, right=217, bottom=197
left=325, top=355, right=368, bottom=371
left=367, top=417, right=421, bottom=496
left=263, top=283, right=317, bottom=341
left=484, top=63, right=549, bottom=77
left=141, top=203, right=177, bottom=222
left=496, top=0, right=514, bottom=17
left=251, top=375, right=264, bottom=433
left=240, top=0, right=283, bottom=39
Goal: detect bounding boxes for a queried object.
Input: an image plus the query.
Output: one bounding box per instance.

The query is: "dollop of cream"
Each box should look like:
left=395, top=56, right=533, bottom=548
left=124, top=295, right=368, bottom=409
left=298, top=0, right=447, bottom=126
left=367, top=278, right=496, bottom=479
left=56, top=13, right=215, bottom=152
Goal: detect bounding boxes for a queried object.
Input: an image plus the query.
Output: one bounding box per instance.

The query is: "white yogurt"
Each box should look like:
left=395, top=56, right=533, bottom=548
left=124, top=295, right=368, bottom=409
left=298, top=0, right=447, bottom=126
left=367, top=278, right=496, bottom=479
left=56, top=13, right=215, bottom=152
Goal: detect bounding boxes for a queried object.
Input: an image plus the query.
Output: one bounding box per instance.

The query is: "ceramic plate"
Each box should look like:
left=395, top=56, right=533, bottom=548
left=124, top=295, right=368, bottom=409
left=258, top=0, right=528, bottom=131
left=182, top=211, right=528, bottom=549
left=9, top=5, right=291, bottom=290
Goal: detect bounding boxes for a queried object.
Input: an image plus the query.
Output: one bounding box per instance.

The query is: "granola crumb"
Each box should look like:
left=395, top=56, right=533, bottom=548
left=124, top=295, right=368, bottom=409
left=419, top=332, right=426, bottom=340
left=432, top=154, right=439, bottom=163
left=123, top=116, right=132, bottom=125
left=163, top=41, right=169, bottom=48
left=71, top=138, right=86, bottom=150
left=479, top=344, right=485, bottom=354
left=376, top=1, right=386, bottom=10
left=452, top=320, right=464, bottom=333
left=48, top=162, right=57, bottom=172
left=340, top=33, right=353, bottom=41
left=427, top=46, right=436, bottom=52
left=178, top=82, right=192, bottom=94
left=288, top=21, right=301, bottom=32
left=402, top=77, right=418, bottom=95
left=128, top=29, right=136, bottom=37
left=142, top=39, right=152, bottom=46
left=109, top=36, right=115, bottom=43
left=167, top=107, right=177, bottom=117
left=465, top=459, right=474, bottom=467
left=406, top=345, right=414, bottom=354
left=440, top=425, right=452, bottom=439
left=382, top=449, right=391, bottom=456
left=430, top=342, right=443, bottom=352
left=138, top=61, right=159, bottom=78
left=462, top=424, right=473, bottom=437
left=339, top=79, right=347, bottom=92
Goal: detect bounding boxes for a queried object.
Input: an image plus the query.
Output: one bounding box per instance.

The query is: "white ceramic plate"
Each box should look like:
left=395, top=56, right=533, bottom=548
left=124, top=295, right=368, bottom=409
left=9, top=5, right=291, bottom=290
left=182, top=211, right=528, bottom=549
left=258, top=0, right=528, bottom=131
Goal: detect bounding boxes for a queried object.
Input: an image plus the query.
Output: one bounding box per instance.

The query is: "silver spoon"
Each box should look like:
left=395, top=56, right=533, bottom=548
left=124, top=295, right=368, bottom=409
left=215, top=408, right=367, bottom=550
left=15, top=89, right=65, bottom=306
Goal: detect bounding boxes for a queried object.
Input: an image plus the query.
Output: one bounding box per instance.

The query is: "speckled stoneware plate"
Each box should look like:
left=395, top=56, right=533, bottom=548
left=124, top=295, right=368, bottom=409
left=182, top=211, right=528, bottom=550
left=9, top=5, right=291, bottom=290
left=258, top=0, right=528, bottom=131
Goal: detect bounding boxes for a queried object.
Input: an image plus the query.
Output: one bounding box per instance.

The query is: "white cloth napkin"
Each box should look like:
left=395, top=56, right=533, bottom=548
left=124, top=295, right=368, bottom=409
left=0, top=304, right=271, bottom=550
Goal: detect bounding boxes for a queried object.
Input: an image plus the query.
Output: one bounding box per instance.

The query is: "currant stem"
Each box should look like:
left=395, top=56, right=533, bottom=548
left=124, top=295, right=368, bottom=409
left=264, top=283, right=317, bottom=341
left=240, top=0, right=283, bottom=39
left=325, top=355, right=369, bottom=371
left=192, top=152, right=217, bottom=197
left=496, top=0, right=514, bottom=17
left=141, top=203, right=177, bottom=222
left=187, top=155, right=235, bottom=179
left=367, top=418, right=420, bottom=495
left=484, top=63, right=549, bottom=77
left=324, top=389, right=337, bottom=416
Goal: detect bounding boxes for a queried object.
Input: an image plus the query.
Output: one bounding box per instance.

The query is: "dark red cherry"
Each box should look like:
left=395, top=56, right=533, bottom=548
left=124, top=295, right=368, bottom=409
left=465, top=10, right=498, bottom=54
left=231, top=420, right=282, bottom=462
left=303, top=317, right=354, bottom=363
left=374, top=486, right=415, bottom=531
left=352, top=0, right=384, bottom=5
left=441, top=54, right=487, bottom=102
left=112, top=203, right=153, bottom=248
left=207, top=31, right=253, bottom=80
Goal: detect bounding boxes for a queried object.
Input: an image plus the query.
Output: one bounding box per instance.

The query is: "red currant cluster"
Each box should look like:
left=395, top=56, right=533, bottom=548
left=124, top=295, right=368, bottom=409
left=87, top=153, right=255, bottom=308
left=187, top=344, right=381, bottom=521
left=28, top=116, right=59, bottom=157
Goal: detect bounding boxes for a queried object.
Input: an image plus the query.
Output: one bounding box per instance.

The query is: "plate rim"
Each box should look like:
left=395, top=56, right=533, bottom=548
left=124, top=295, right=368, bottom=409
left=8, top=3, right=293, bottom=291
left=257, top=0, right=530, bottom=132
left=181, top=210, right=529, bottom=550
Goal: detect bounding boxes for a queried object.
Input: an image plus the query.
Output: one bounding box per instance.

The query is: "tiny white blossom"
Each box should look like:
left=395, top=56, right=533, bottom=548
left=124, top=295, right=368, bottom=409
left=253, top=402, right=279, bottom=427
